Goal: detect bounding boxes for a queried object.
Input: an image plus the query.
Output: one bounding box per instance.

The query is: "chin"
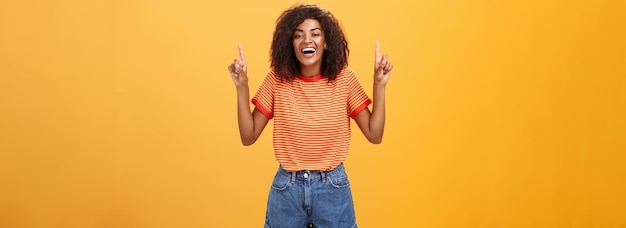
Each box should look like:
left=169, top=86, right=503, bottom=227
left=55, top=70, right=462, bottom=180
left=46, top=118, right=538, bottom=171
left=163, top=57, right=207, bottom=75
left=298, top=58, right=321, bottom=67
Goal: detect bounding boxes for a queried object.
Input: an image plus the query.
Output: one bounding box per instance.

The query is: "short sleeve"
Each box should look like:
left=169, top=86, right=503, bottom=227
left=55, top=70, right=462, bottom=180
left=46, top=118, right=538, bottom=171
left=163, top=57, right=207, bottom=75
left=345, top=68, right=372, bottom=118
left=251, top=70, right=277, bottom=119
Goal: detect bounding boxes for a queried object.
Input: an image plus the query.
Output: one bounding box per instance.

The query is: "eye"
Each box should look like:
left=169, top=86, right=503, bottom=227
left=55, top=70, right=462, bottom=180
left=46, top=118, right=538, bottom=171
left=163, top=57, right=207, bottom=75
left=312, top=33, right=320, bottom=37
left=293, top=33, right=303, bottom=39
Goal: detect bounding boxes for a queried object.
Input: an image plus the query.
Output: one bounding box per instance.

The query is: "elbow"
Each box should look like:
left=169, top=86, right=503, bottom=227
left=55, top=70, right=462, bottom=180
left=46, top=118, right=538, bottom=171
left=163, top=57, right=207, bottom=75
left=241, top=137, right=257, bottom=146
left=368, top=136, right=383, bottom=144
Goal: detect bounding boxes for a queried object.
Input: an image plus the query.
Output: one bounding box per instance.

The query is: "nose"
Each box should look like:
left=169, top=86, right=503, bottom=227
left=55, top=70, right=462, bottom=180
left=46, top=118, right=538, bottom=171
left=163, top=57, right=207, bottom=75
left=304, top=34, right=313, bottom=43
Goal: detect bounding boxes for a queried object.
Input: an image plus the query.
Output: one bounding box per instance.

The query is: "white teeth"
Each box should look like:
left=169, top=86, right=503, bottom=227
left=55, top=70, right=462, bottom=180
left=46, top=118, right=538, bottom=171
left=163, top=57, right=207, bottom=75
left=302, top=48, right=316, bottom=53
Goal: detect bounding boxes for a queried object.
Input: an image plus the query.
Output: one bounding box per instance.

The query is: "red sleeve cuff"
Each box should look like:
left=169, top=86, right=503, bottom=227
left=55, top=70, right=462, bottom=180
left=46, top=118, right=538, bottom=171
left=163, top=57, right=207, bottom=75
left=251, top=98, right=274, bottom=119
left=349, top=99, right=372, bottom=118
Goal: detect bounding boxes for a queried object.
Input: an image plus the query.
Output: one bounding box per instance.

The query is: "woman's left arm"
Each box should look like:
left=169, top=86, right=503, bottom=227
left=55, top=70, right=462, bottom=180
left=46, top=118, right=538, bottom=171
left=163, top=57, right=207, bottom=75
left=354, top=41, right=393, bottom=144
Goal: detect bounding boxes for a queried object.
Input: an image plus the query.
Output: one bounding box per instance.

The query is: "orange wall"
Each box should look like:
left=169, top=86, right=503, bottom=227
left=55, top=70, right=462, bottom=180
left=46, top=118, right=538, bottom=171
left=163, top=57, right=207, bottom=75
left=1, top=0, right=625, bottom=227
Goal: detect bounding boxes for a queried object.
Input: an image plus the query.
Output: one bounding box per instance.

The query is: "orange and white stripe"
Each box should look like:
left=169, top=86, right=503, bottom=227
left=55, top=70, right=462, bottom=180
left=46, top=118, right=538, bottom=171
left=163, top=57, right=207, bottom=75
left=252, top=67, right=371, bottom=171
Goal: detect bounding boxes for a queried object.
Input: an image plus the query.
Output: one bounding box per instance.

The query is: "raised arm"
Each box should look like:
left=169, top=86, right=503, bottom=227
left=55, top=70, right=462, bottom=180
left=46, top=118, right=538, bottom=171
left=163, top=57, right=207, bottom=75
left=227, top=43, right=269, bottom=146
left=354, top=41, right=393, bottom=144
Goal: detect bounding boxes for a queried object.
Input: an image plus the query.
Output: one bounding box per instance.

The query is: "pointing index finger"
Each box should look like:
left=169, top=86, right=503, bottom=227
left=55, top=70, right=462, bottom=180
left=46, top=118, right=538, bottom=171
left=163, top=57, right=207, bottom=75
left=375, top=41, right=380, bottom=63
left=238, top=43, right=245, bottom=63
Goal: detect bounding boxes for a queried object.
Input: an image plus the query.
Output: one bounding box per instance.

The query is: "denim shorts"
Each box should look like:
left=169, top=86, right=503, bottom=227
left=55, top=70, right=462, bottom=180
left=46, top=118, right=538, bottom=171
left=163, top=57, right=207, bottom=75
left=264, top=163, right=357, bottom=228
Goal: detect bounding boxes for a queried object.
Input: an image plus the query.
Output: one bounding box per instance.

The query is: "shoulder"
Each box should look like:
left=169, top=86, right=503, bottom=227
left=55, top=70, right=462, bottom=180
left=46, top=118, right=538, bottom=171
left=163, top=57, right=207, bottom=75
left=336, top=67, right=357, bottom=81
left=262, top=69, right=282, bottom=84
left=267, top=68, right=280, bottom=80
left=341, top=67, right=355, bottom=76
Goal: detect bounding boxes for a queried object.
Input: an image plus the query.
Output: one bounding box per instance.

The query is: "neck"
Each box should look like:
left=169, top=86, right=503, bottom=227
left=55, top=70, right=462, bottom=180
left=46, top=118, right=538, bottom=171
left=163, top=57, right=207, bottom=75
left=299, top=64, right=322, bottom=77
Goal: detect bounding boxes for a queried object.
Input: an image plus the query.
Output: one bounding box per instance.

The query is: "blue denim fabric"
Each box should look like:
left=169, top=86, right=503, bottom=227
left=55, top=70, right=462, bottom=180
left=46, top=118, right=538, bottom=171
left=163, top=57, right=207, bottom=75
left=264, top=163, right=357, bottom=228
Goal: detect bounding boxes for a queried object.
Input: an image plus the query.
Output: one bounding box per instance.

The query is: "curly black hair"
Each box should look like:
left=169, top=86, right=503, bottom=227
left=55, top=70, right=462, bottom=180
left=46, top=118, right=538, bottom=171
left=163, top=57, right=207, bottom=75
left=271, top=4, right=349, bottom=82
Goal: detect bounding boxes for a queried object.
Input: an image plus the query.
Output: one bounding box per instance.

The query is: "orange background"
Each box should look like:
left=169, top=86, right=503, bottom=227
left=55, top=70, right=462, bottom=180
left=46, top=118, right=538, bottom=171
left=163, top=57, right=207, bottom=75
left=1, top=0, right=625, bottom=227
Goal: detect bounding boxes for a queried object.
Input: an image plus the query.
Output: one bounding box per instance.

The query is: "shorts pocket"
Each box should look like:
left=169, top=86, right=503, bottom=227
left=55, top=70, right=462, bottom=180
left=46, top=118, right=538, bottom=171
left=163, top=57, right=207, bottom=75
left=328, top=174, right=350, bottom=188
left=270, top=172, right=291, bottom=191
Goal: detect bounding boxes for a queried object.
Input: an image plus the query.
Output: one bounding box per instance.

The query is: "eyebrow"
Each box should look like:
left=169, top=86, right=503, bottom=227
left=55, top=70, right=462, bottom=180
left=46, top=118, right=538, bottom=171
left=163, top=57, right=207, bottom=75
left=294, top=28, right=321, bottom=32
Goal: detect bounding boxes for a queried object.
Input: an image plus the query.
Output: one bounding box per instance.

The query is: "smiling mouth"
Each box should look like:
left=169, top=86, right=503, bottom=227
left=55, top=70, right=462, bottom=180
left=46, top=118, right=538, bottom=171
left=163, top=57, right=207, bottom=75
left=301, top=47, right=316, bottom=54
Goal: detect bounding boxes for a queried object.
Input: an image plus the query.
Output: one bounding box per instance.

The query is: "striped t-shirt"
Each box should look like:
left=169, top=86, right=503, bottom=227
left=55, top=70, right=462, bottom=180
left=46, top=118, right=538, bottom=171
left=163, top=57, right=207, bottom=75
left=252, top=67, right=371, bottom=171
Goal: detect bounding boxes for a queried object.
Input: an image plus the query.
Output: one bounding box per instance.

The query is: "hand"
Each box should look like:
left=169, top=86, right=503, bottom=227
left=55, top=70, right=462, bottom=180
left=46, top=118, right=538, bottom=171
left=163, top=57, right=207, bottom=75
left=228, top=43, right=248, bottom=88
left=374, top=41, right=393, bottom=86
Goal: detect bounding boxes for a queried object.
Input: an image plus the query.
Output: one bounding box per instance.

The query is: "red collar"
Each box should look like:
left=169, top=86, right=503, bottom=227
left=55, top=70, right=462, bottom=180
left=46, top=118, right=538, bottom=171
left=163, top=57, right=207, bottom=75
left=298, top=74, right=323, bottom=82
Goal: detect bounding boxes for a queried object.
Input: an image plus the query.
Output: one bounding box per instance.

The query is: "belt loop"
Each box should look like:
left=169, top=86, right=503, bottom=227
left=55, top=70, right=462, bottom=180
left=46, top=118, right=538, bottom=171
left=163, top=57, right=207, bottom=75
left=321, top=171, right=326, bottom=182
left=290, top=171, right=295, bottom=183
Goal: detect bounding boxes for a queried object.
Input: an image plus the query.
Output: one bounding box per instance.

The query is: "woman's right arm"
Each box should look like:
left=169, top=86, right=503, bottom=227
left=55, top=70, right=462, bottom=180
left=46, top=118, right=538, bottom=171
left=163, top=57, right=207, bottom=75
left=228, top=44, right=269, bottom=146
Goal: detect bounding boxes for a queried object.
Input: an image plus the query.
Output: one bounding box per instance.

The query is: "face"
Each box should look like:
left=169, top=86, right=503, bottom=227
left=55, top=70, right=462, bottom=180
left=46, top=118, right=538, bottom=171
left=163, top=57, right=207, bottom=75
left=293, top=19, right=327, bottom=73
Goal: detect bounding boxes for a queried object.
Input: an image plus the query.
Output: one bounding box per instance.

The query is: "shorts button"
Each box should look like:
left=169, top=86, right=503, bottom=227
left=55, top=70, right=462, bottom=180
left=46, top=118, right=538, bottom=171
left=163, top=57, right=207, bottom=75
left=303, top=172, right=309, bottom=178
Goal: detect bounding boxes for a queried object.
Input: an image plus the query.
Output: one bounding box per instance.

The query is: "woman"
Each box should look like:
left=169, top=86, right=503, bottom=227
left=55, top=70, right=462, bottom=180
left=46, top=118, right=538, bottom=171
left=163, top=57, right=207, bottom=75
left=228, top=4, right=393, bottom=228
